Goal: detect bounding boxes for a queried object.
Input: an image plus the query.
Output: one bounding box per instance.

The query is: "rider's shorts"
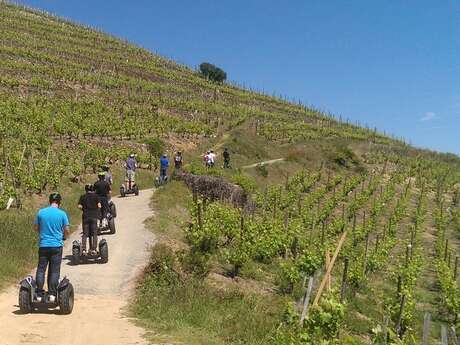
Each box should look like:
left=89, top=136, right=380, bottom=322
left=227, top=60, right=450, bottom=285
left=126, top=170, right=135, bottom=180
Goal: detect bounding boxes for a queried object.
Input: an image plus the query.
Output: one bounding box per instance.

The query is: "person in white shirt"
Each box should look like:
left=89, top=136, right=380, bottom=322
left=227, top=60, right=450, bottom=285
left=208, top=150, right=216, bottom=167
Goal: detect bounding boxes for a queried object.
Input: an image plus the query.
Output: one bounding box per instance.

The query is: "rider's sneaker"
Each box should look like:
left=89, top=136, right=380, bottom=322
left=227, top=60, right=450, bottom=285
left=35, top=296, right=42, bottom=302
left=48, top=295, right=56, bottom=303
left=82, top=249, right=87, bottom=256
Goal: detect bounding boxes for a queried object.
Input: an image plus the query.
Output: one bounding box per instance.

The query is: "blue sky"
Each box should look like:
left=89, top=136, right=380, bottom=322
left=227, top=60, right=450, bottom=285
left=16, top=0, right=460, bottom=155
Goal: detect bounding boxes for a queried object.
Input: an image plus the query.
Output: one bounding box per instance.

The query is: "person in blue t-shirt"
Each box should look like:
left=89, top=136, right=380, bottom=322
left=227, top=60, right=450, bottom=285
left=160, top=154, right=169, bottom=182
left=34, top=192, right=70, bottom=302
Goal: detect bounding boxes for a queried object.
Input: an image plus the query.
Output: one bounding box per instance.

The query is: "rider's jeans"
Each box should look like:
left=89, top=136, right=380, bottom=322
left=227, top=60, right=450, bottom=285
left=36, top=246, right=63, bottom=296
left=160, top=168, right=167, bottom=180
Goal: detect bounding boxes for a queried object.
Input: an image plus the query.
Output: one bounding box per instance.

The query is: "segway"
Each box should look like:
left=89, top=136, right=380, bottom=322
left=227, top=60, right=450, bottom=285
left=154, top=168, right=169, bottom=188
left=18, top=275, right=74, bottom=314
left=72, top=238, right=108, bottom=265
left=120, top=176, right=139, bottom=197
left=154, top=174, right=168, bottom=187
left=97, top=201, right=116, bottom=235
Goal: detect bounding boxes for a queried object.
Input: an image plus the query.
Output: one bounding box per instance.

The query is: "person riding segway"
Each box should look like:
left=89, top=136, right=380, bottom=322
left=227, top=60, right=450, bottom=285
left=102, top=165, right=113, bottom=186
left=78, top=184, right=101, bottom=256
left=101, top=164, right=117, bottom=218
left=155, top=154, right=169, bottom=187
left=160, top=154, right=169, bottom=182
left=94, top=172, right=111, bottom=228
left=120, top=154, right=139, bottom=197
left=18, top=193, right=74, bottom=314
left=126, top=154, right=137, bottom=190
left=73, top=184, right=109, bottom=264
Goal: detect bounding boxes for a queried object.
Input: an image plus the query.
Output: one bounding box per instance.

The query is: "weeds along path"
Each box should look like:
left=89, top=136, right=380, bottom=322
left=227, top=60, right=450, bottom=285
left=0, top=189, right=155, bottom=345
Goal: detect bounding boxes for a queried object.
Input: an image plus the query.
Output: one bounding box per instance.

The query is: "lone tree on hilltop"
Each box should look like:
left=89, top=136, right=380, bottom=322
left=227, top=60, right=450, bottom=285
left=199, top=62, right=227, bottom=83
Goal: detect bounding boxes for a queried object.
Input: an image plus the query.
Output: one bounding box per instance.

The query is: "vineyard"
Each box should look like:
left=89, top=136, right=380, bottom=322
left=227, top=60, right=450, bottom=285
left=136, top=154, right=460, bottom=345
left=0, top=1, right=460, bottom=345
left=0, top=1, right=418, bottom=209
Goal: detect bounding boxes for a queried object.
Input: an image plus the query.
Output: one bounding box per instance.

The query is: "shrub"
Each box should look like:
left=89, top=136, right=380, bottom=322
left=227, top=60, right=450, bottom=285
left=144, top=243, right=179, bottom=285
left=177, top=248, right=211, bottom=278
left=230, top=173, right=256, bottom=194
left=306, top=297, right=345, bottom=339
left=276, top=260, right=301, bottom=294
left=255, top=163, right=269, bottom=177
left=330, top=145, right=360, bottom=168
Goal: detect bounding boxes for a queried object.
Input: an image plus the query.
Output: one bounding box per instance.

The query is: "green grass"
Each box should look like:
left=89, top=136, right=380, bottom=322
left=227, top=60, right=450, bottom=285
left=134, top=272, right=284, bottom=345
left=132, top=239, right=285, bottom=345
left=0, top=210, right=36, bottom=289
left=145, top=180, right=191, bottom=240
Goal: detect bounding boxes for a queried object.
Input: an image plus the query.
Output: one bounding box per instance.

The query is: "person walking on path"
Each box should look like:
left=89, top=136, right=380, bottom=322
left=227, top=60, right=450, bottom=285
left=34, top=192, right=70, bottom=303
left=174, top=151, right=183, bottom=170
left=223, top=148, right=231, bottom=169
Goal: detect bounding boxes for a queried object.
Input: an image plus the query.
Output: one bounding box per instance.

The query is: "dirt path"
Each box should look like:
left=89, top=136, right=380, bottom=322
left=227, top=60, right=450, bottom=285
left=0, top=189, right=155, bottom=345
left=241, top=158, right=285, bottom=169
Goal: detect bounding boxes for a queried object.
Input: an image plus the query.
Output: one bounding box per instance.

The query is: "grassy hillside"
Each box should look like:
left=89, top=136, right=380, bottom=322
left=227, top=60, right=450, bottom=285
left=0, top=2, right=459, bottom=345
left=0, top=1, right=458, bottom=202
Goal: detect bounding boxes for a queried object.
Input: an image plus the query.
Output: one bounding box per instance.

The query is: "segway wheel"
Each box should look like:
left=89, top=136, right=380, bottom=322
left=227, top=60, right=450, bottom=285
left=108, top=218, right=116, bottom=234
left=99, top=241, right=109, bottom=263
left=19, top=287, right=32, bottom=314
left=134, top=185, right=139, bottom=196
left=110, top=202, right=117, bottom=218
left=72, top=246, right=80, bottom=265
left=120, top=186, right=125, bottom=197
left=58, top=283, right=74, bottom=315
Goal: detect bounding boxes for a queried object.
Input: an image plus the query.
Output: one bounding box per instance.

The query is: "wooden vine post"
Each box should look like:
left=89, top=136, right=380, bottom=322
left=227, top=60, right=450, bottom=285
left=313, top=231, right=348, bottom=307
left=444, top=239, right=449, bottom=261
left=395, top=295, right=406, bottom=338
left=340, top=258, right=349, bottom=302
left=362, top=233, right=370, bottom=275
left=325, top=250, right=331, bottom=292
left=454, top=256, right=459, bottom=279
left=197, top=203, right=203, bottom=229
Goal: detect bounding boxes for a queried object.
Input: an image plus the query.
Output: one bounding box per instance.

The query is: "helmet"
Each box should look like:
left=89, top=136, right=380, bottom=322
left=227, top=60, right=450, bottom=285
left=102, top=165, right=109, bottom=172
left=129, top=153, right=135, bottom=158
left=98, top=171, right=106, bottom=178
left=49, top=192, right=62, bottom=205
left=85, top=183, right=94, bottom=192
